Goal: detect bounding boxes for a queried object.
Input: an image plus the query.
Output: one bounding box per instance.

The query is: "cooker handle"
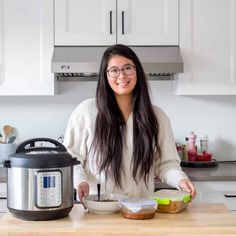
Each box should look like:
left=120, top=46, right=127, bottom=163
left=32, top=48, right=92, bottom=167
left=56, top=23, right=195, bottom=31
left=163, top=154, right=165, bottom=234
left=72, top=157, right=80, bottom=166
left=2, top=160, right=11, bottom=168
left=15, top=138, right=67, bottom=153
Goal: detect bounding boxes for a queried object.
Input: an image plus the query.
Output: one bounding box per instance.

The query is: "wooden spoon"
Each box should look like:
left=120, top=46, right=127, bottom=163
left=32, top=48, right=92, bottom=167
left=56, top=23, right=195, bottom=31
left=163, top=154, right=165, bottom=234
left=3, top=125, right=13, bottom=143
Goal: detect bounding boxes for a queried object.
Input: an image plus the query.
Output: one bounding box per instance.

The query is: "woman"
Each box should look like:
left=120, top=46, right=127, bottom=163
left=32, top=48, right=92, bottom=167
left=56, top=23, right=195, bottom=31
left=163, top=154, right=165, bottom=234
left=63, top=44, right=196, bottom=203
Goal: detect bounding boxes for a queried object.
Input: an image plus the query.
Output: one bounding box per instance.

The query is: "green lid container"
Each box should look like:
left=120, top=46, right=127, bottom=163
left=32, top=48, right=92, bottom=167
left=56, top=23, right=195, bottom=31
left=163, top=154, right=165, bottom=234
left=151, top=189, right=191, bottom=213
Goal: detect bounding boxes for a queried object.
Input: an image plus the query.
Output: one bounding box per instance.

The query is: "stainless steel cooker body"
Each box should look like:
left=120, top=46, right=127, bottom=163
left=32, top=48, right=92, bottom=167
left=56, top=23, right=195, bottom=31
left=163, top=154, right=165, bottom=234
left=4, top=138, right=80, bottom=221
left=7, top=166, right=74, bottom=211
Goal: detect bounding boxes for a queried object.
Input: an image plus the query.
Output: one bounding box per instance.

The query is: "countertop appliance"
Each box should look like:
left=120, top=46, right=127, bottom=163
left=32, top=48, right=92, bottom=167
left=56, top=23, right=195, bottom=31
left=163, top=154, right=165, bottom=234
left=3, top=138, right=80, bottom=221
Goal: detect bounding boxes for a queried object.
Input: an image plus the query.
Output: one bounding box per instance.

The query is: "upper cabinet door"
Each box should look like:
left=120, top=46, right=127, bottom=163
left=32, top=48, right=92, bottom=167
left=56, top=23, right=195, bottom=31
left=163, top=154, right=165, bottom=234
left=174, top=0, right=236, bottom=95
left=55, top=0, right=116, bottom=45
left=54, top=0, right=178, bottom=46
left=117, top=0, right=178, bottom=45
left=0, top=0, right=54, bottom=96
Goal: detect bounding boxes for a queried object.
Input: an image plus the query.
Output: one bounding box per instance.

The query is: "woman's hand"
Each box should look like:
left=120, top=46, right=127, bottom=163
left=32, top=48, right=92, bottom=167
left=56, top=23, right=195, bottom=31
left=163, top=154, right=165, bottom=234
left=179, top=178, right=196, bottom=199
left=77, top=181, right=89, bottom=207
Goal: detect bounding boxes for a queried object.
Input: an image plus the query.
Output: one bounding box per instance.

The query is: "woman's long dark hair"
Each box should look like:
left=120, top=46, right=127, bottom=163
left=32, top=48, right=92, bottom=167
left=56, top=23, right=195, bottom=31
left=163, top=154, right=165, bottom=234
left=92, top=44, right=161, bottom=187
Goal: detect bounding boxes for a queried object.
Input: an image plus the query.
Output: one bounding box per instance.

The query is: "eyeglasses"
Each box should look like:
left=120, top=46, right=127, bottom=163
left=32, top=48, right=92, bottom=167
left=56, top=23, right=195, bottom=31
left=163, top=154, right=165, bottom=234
left=106, top=64, right=136, bottom=78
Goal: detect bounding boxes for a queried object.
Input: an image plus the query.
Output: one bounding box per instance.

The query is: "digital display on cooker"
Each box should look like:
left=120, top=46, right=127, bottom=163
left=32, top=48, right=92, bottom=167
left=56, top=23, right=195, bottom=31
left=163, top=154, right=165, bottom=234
left=36, top=171, right=62, bottom=208
left=43, top=176, right=56, bottom=188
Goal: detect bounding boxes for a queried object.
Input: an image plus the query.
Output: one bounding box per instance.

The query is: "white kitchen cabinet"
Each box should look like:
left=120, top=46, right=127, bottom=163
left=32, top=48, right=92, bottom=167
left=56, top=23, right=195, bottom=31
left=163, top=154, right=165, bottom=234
left=174, top=0, right=236, bottom=95
left=0, top=183, right=7, bottom=216
left=0, top=183, right=7, bottom=196
left=193, top=181, right=236, bottom=211
left=55, top=0, right=178, bottom=46
left=0, top=200, right=7, bottom=213
left=0, top=0, right=54, bottom=96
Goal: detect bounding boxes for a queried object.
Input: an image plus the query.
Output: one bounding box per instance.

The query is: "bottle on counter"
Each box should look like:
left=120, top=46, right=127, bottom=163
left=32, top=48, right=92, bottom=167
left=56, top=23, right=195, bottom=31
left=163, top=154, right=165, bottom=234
left=182, top=137, right=189, bottom=161
left=176, top=143, right=184, bottom=160
left=187, top=132, right=197, bottom=161
left=200, top=135, right=208, bottom=153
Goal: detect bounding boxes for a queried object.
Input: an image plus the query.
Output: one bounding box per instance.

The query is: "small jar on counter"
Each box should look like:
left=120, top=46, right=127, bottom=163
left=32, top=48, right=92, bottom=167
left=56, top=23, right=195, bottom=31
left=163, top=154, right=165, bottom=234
left=176, top=143, right=184, bottom=160
left=119, top=197, right=157, bottom=220
left=200, top=136, right=209, bottom=153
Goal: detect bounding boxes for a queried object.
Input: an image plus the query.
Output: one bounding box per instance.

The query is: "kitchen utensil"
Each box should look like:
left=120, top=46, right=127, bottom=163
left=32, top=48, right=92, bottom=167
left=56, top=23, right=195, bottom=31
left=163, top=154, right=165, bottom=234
left=83, top=193, right=126, bottom=214
left=97, top=183, right=101, bottom=201
left=3, top=137, right=80, bottom=221
left=8, top=136, right=16, bottom=143
left=3, top=125, right=13, bottom=143
left=0, top=143, right=17, bottom=178
left=0, top=143, right=17, bottom=162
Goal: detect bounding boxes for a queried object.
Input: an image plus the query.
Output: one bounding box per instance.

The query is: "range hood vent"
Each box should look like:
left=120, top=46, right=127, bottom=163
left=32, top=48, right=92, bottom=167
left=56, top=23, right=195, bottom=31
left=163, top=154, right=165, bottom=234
left=51, top=46, right=183, bottom=81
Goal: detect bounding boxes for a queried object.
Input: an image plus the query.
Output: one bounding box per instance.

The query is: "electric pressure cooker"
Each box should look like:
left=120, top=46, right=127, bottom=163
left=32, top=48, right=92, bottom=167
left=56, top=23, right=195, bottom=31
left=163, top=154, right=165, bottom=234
left=3, top=138, right=80, bottom=221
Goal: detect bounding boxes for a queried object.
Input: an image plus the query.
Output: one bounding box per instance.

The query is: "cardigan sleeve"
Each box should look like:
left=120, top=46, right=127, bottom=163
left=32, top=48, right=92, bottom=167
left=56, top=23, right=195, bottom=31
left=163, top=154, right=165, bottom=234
left=154, top=106, right=188, bottom=189
left=63, top=102, right=90, bottom=188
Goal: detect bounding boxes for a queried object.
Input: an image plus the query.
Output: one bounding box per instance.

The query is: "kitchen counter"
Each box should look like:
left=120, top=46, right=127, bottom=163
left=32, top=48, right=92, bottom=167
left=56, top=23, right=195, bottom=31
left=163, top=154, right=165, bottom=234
left=154, top=162, right=236, bottom=190
left=1, top=163, right=236, bottom=184
left=182, top=162, right=236, bottom=181
left=1, top=203, right=236, bottom=235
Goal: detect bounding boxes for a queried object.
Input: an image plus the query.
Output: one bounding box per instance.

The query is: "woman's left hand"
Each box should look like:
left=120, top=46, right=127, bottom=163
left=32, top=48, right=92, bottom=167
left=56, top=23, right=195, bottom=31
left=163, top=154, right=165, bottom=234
left=179, top=178, right=196, bottom=198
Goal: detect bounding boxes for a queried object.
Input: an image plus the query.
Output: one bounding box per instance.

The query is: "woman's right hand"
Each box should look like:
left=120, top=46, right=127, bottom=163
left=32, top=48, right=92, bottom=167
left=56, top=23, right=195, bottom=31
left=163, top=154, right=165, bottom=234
left=77, top=181, right=89, bottom=207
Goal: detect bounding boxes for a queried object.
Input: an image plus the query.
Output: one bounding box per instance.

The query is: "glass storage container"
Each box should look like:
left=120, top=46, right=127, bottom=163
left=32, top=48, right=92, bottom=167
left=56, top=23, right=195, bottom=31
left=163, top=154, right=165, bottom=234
left=119, top=197, right=156, bottom=220
left=151, top=189, right=191, bottom=213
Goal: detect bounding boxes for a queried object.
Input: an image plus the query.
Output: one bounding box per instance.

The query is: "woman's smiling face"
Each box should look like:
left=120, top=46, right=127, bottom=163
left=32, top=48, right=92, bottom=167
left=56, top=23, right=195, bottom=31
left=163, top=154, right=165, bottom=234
left=106, top=55, right=137, bottom=98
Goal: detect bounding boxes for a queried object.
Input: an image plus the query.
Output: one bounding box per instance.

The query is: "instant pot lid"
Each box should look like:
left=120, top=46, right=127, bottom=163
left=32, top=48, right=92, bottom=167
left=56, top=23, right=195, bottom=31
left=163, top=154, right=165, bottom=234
left=8, top=151, right=76, bottom=168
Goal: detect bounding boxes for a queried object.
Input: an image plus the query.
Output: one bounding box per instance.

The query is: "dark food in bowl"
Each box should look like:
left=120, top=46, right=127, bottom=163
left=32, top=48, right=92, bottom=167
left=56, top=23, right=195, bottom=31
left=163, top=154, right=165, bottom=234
left=83, top=193, right=127, bottom=213
left=94, top=199, right=118, bottom=202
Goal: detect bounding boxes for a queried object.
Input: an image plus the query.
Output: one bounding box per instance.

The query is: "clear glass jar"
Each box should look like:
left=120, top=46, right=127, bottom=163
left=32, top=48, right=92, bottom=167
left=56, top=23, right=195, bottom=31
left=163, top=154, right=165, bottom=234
left=119, top=197, right=156, bottom=220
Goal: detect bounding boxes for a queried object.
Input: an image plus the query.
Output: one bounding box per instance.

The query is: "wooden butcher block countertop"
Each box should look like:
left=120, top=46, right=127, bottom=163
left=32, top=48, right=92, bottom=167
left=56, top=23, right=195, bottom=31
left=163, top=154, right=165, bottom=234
left=1, top=203, right=236, bottom=236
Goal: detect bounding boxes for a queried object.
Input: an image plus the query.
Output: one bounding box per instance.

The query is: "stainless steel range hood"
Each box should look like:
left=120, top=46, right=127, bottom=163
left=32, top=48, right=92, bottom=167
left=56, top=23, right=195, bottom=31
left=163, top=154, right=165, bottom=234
left=51, top=46, right=183, bottom=81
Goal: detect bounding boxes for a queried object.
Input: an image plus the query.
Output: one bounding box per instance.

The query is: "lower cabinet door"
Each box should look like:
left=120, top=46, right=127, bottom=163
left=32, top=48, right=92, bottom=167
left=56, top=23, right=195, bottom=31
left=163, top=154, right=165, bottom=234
left=0, top=199, right=7, bottom=213
left=193, top=181, right=236, bottom=211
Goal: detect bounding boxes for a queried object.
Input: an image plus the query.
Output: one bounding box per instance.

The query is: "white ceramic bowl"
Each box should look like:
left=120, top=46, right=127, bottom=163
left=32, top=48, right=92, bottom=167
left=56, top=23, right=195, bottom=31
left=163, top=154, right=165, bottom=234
left=83, top=193, right=127, bottom=214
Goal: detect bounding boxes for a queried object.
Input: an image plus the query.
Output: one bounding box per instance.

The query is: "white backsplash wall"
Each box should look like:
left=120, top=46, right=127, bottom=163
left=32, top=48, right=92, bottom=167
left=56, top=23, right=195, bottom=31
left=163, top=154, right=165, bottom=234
left=0, top=81, right=236, bottom=160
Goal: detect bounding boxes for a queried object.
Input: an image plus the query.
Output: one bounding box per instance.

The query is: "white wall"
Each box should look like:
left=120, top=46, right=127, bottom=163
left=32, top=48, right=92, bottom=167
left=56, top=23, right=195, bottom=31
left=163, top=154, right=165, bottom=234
left=0, top=80, right=236, bottom=161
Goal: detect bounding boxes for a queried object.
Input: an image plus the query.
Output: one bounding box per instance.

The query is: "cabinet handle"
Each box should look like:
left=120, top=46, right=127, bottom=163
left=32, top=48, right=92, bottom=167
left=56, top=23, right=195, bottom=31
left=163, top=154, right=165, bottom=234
left=122, top=11, right=125, bottom=35
left=109, top=11, right=112, bottom=34
left=224, top=194, right=236, bottom=197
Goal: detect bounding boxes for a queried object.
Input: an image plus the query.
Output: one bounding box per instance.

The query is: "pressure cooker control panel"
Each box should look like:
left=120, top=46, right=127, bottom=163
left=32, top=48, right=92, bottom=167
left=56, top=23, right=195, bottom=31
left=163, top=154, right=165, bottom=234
left=35, top=170, right=62, bottom=208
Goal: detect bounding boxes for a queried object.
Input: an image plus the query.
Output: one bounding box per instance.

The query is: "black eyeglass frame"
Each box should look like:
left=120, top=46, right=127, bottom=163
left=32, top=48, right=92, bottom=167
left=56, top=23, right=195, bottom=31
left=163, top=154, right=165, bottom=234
left=106, top=64, right=136, bottom=78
